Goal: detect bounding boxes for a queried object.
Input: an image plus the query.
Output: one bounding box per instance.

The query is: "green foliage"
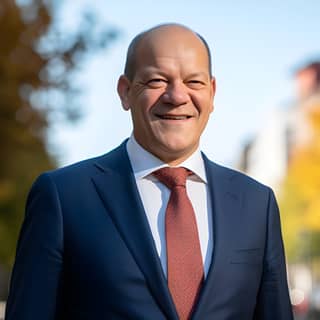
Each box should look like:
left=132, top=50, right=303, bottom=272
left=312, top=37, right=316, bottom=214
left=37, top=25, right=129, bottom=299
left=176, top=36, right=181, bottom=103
left=0, top=0, right=118, bottom=274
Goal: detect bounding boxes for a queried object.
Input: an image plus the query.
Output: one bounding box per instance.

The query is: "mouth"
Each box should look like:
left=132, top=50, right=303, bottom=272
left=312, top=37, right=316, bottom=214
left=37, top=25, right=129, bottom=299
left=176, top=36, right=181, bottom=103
left=155, top=114, right=193, bottom=120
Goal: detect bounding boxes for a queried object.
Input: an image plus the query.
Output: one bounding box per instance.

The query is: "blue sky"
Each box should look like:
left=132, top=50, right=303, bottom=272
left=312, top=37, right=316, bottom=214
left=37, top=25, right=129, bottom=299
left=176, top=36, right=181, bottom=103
left=51, top=0, right=320, bottom=167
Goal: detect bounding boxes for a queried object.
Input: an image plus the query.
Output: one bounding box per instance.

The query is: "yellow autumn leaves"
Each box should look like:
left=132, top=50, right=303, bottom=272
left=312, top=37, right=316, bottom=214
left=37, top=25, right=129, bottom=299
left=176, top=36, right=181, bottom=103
left=280, top=102, right=320, bottom=260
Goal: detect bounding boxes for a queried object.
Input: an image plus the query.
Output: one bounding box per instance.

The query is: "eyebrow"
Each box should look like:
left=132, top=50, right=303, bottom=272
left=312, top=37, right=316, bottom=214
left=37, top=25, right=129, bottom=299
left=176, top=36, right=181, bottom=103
left=140, top=69, right=209, bottom=78
left=186, top=72, right=209, bottom=78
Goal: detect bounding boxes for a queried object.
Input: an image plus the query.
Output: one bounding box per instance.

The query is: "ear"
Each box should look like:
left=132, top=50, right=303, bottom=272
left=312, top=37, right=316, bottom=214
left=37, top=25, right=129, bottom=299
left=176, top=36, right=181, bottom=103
left=117, top=75, right=131, bottom=110
left=210, top=76, right=216, bottom=113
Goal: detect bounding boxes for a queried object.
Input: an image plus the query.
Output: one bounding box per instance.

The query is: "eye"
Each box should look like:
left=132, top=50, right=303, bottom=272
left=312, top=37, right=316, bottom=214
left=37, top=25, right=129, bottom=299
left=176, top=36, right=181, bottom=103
left=146, top=78, right=167, bottom=88
left=187, top=80, right=205, bottom=89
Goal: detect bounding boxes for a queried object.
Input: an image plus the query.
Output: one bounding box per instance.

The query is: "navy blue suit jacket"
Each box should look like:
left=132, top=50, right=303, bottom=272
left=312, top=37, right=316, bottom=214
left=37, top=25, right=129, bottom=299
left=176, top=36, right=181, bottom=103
left=6, top=141, right=293, bottom=319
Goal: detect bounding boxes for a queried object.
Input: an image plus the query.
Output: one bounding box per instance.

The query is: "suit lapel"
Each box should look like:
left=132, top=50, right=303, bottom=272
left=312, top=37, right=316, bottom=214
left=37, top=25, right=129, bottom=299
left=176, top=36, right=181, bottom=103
left=91, top=142, right=178, bottom=320
left=192, top=155, right=244, bottom=319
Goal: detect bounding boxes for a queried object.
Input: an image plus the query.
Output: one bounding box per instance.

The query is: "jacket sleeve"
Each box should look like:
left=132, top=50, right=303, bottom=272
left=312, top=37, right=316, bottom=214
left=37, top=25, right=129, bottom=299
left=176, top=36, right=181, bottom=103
left=5, top=173, right=64, bottom=320
left=253, top=189, right=293, bottom=319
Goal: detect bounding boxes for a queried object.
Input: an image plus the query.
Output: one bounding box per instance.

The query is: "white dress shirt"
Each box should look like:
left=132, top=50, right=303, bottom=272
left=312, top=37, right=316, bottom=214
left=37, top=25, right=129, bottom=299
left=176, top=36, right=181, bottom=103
left=126, top=136, right=213, bottom=277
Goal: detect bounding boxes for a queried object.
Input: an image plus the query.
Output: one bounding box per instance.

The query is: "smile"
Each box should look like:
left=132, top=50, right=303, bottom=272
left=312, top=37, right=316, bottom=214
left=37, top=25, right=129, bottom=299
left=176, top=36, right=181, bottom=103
left=156, top=114, right=192, bottom=120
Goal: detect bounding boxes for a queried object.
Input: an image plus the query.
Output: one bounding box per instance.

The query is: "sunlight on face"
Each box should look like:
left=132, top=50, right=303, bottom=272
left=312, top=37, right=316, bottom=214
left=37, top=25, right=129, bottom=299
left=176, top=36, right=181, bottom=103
left=118, top=25, right=216, bottom=165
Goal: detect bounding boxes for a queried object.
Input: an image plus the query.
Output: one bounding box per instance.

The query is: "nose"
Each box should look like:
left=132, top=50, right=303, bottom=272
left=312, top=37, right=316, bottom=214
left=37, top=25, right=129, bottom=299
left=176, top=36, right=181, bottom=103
left=161, top=81, right=189, bottom=106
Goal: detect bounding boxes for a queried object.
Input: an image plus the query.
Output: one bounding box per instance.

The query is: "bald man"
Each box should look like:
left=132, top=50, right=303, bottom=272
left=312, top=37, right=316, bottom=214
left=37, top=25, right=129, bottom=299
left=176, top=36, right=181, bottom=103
left=6, top=24, right=293, bottom=320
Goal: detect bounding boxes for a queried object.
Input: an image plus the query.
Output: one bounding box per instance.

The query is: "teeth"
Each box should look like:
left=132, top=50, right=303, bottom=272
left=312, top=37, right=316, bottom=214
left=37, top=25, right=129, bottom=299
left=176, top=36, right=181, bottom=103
left=161, top=115, right=188, bottom=120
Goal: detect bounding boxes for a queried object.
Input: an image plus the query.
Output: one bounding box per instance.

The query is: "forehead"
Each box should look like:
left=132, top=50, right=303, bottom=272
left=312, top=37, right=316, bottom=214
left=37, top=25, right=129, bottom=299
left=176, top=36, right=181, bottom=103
left=134, top=27, right=210, bottom=75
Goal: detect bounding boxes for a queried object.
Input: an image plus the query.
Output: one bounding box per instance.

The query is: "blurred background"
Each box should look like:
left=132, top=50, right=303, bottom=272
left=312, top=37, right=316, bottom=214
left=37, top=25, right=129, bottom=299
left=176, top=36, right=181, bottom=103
left=0, top=0, right=319, bottom=318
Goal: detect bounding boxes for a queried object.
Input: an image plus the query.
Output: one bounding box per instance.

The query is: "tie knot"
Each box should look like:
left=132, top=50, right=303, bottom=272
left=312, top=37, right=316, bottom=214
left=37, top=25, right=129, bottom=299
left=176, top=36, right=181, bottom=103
left=153, top=167, right=191, bottom=190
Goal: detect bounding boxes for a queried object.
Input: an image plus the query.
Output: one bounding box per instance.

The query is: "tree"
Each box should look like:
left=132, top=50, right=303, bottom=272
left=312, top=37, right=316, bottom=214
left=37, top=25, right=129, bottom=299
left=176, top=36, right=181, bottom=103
left=0, top=0, right=118, bottom=296
left=280, top=99, right=320, bottom=262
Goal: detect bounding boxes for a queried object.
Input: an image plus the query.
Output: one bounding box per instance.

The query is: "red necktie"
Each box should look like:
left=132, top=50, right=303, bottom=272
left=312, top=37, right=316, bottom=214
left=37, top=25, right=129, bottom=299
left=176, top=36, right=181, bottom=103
left=153, top=167, right=204, bottom=320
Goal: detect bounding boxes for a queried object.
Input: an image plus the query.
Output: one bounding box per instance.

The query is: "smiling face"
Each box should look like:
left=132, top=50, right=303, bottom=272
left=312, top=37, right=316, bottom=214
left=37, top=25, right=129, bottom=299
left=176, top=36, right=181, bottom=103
left=117, top=25, right=216, bottom=165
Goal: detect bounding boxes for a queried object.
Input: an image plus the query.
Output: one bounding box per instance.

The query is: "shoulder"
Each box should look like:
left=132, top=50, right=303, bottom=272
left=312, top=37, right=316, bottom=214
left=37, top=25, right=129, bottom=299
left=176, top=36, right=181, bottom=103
left=202, top=153, right=273, bottom=194
left=34, top=141, right=128, bottom=186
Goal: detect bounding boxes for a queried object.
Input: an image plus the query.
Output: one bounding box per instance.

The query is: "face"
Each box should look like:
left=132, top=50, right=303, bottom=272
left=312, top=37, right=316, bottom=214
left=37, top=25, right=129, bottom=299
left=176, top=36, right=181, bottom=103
left=118, top=26, right=216, bottom=165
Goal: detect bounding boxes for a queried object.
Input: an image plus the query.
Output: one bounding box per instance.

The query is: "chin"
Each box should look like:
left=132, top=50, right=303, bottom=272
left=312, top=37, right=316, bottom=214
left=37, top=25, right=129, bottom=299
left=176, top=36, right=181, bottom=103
left=160, top=141, right=197, bottom=158
left=164, top=135, right=197, bottom=149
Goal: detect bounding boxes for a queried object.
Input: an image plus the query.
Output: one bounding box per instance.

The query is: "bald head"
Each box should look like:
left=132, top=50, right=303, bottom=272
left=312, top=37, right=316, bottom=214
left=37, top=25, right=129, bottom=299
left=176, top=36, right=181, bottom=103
left=124, top=24, right=213, bottom=81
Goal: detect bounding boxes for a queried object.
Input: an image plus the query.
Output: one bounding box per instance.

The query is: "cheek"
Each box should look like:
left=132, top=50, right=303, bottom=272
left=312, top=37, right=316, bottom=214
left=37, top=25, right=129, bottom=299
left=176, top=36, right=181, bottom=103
left=195, top=100, right=213, bottom=118
left=140, top=90, right=163, bottom=107
left=202, top=93, right=214, bottom=111
left=130, top=96, right=156, bottom=125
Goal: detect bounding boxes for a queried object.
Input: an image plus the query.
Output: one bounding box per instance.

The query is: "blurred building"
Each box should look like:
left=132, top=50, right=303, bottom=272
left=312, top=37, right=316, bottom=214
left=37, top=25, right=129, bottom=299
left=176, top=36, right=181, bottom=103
left=237, top=61, right=320, bottom=191
left=237, top=61, right=320, bottom=317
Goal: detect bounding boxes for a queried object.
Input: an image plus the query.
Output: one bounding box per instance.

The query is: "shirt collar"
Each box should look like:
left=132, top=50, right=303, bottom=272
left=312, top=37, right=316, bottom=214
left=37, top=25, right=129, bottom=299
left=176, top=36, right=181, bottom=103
left=126, top=135, right=207, bottom=183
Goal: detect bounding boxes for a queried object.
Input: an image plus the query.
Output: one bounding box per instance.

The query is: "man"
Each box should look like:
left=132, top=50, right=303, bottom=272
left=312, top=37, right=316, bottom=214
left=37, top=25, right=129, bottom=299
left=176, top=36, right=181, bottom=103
left=5, top=24, right=293, bottom=319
